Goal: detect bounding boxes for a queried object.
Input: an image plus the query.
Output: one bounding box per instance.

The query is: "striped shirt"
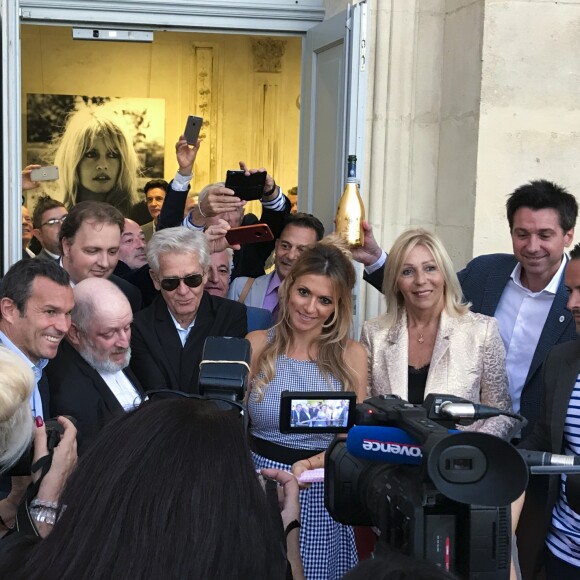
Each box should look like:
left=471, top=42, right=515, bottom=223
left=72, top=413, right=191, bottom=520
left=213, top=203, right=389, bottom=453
left=546, top=372, right=580, bottom=567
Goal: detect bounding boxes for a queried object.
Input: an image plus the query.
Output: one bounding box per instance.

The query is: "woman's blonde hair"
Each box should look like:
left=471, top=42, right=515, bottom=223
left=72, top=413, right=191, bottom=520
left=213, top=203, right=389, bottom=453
left=0, top=347, right=35, bottom=472
left=252, top=235, right=359, bottom=400
left=54, top=107, right=139, bottom=215
left=381, top=228, right=469, bottom=329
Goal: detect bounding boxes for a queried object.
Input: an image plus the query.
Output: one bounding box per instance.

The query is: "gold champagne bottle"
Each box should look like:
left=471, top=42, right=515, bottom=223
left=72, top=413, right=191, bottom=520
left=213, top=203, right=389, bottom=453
left=335, top=154, right=365, bottom=246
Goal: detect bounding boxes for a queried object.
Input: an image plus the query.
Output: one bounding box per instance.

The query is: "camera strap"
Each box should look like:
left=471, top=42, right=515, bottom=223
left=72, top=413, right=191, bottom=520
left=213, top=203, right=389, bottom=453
left=238, top=278, right=255, bottom=304
left=14, top=454, right=54, bottom=537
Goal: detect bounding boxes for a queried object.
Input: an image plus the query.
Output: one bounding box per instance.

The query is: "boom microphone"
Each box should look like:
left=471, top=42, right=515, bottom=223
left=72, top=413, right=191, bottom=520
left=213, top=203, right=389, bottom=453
left=518, top=449, right=580, bottom=467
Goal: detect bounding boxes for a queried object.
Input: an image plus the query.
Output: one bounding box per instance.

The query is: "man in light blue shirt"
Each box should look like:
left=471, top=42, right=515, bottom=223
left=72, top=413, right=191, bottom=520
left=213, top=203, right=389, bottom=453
left=0, top=259, right=74, bottom=418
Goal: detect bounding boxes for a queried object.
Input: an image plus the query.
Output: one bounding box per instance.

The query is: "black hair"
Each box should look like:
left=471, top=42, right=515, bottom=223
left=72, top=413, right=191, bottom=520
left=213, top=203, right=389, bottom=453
left=506, top=180, right=578, bottom=232
left=59, top=200, right=124, bottom=247
left=0, top=259, right=70, bottom=317
left=0, top=400, right=287, bottom=580
left=281, top=212, right=325, bottom=241
left=143, top=179, right=169, bottom=195
left=31, top=195, right=66, bottom=229
left=570, top=242, right=580, bottom=260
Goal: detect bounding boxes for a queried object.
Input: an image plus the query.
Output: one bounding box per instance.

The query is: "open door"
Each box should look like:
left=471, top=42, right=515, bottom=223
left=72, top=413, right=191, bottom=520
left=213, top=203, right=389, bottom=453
left=298, top=2, right=367, bottom=231
left=299, top=1, right=368, bottom=330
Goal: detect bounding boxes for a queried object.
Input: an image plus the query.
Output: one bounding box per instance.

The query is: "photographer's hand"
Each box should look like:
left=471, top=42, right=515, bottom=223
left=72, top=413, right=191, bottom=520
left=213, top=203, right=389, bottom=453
left=260, top=468, right=305, bottom=580
left=32, top=417, right=77, bottom=537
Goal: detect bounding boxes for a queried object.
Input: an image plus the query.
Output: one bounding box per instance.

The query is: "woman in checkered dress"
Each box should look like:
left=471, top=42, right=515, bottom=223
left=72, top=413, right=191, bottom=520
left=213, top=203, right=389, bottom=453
left=246, top=237, right=368, bottom=580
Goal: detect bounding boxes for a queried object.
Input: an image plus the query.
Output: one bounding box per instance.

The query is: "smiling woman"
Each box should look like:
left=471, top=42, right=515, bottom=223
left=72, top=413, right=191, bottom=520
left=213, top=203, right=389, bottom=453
left=53, top=107, right=140, bottom=216
left=245, top=235, right=368, bottom=580
left=360, top=228, right=515, bottom=439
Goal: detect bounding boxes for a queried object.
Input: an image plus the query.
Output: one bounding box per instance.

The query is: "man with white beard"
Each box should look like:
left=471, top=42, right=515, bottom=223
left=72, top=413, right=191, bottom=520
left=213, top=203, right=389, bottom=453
left=46, top=278, right=144, bottom=454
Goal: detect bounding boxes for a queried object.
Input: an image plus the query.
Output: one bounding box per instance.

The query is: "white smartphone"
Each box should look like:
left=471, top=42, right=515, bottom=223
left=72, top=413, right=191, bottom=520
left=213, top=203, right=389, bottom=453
left=30, top=166, right=59, bottom=181
left=184, top=115, right=203, bottom=145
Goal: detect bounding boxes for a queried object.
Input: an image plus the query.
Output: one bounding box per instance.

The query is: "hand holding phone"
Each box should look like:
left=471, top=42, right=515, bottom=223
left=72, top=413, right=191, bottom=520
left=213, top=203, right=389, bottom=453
left=225, top=224, right=274, bottom=246
left=30, top=166, right=59, bottom=182
left=225, top=170, right=267, bottom=201
left=184, top=115, right=203, bottom=145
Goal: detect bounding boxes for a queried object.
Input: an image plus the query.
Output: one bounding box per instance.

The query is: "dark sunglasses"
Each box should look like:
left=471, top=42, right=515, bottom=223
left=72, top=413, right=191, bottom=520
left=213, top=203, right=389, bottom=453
left=144, top=390, right=248, bottom=432
left=158, top=273, right=203, bottom=292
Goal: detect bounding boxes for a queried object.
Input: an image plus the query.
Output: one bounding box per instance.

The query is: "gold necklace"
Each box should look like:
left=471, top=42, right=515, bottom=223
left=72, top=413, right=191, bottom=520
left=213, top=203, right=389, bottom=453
left=417, top=333, right=424, bottom=344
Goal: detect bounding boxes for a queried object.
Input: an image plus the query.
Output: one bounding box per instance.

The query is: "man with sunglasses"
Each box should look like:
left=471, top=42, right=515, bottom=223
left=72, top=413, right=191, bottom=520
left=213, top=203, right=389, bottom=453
left=130, top=227, right=247, bottom=394
left=31, top=195, right=68, bottom=262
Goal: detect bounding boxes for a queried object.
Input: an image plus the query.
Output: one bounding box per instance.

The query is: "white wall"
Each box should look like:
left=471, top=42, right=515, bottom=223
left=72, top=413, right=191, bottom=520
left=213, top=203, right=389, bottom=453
left=474, top=0, right=580, bottom=256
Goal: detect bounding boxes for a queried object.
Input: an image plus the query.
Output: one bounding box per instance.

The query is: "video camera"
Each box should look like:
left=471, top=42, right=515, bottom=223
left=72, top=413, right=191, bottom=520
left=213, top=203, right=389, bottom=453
left=281, top=391, right=529, bottom=579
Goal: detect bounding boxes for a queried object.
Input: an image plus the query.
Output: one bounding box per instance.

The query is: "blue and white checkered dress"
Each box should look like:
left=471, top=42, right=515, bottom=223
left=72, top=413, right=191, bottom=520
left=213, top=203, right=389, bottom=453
left=248, top=353, right=358, bottom=580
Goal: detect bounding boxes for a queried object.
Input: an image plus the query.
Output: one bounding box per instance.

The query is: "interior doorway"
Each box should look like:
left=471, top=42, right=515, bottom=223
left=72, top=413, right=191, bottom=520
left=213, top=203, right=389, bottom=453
left=21, top=25, right=302, bottom=219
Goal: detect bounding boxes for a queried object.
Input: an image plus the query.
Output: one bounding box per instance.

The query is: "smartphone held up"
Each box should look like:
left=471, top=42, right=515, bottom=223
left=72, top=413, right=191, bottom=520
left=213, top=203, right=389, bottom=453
left=184, top=115, right=203, bottom=145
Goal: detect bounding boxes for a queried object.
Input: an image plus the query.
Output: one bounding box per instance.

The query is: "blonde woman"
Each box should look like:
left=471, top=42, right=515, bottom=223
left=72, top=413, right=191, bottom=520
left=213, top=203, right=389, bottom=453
left=246, top=236, right=367, bottom=580
left=53, top=106, right=139, bottom=216
left=361, top=228, right=514, bottom=437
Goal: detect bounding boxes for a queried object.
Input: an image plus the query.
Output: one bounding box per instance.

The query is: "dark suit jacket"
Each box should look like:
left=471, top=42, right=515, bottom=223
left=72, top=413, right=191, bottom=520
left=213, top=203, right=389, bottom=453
left=34, top=248, right=58, bottom=262
left=517, top=340, right=580, bottom=579
left=130, top=292, right=247, bottom=394
left=365, top=253, right=577, bottom=435
left=110, top=273, right=142, bottom=313
left=46, top=340, right=144, bottom=454
left=113, top=261, right=158, bottom=308
left=158, top=180, right=291, bottom=280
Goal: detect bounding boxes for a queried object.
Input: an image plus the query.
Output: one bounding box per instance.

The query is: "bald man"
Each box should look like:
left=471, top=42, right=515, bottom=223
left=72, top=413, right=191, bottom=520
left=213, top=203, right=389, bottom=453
left=46, top=278, right=144, bottom=454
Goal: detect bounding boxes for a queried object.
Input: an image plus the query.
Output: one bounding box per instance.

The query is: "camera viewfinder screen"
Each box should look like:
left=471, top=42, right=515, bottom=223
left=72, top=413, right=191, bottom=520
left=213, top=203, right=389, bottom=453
left=290, top=398, right=351, bottom=429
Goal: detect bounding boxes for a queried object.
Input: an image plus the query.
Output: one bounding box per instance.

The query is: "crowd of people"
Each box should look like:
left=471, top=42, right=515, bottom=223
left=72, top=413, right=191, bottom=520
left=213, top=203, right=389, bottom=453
left=4, top=110, right=580, bottom=579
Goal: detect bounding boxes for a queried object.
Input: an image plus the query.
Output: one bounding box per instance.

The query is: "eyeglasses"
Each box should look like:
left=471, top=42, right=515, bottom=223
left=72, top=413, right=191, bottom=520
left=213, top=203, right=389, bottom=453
left=157, top=273, right=203, bottom=292
left=41, top=216, right=67, bottom=227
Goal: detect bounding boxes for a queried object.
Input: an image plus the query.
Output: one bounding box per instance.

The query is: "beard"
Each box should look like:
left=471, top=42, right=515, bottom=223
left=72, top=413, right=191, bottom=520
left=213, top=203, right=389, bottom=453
left=77, top=345, right=131, bottom=374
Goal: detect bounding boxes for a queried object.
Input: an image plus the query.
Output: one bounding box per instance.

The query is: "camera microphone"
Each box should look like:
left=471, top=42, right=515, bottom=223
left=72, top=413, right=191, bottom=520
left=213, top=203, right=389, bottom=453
left=346, top=426, right=457, bottom=466
left=438, top=401, right=503, bottom=420
left=518, top=449, right=580, bottom=467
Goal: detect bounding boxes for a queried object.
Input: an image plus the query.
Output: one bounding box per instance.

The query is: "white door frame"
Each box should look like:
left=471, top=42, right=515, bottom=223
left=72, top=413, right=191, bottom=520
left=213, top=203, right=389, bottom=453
left=2, top=0, right=325, bottom=269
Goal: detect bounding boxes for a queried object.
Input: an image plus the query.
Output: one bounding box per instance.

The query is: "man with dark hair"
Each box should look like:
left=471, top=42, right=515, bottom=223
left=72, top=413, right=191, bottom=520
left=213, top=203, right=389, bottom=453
left=31, top=195, right=68, bottom=261
left=227, top=212, right=325, bottom=315
left=142, top=178, right=168, bottom=242
left=0, top=259, right=74, bottom=417
left=59, top=200, right=141, bottom=312
left=357, top=179, right=578, bottom=435
left=516, top=241, right=580, bottom=579
left=47, top=278, right=144, bottom=454
left=117, top=219, right=147, bottom=272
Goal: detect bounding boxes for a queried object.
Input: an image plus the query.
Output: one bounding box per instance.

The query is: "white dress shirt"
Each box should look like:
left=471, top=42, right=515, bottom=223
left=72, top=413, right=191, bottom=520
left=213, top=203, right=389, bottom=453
left=495, top=256, right=567, bottom=413
left=98, top=369, right=142, bottom=411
